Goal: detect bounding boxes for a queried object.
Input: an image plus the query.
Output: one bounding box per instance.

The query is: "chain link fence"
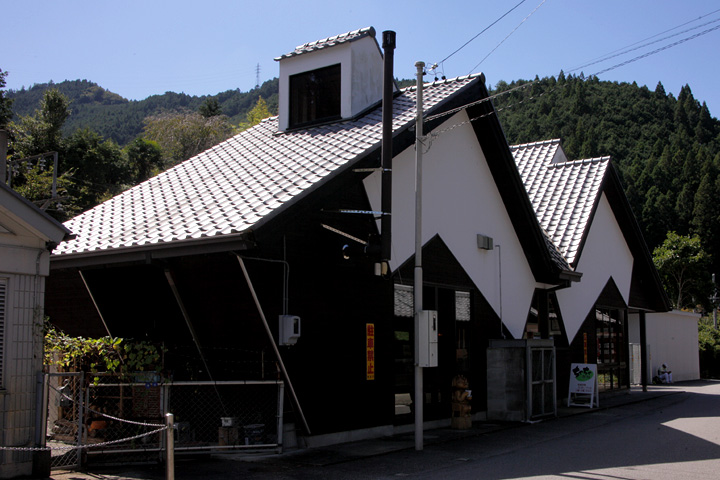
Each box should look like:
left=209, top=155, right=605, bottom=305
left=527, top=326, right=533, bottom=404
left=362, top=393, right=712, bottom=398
left=38, top=373, right=284, bottom=470
left=46, top=372, right=85, bottom=470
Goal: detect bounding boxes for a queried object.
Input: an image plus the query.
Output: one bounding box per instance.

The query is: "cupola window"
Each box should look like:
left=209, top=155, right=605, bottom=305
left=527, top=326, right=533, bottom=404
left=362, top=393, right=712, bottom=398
left=289, top=64, right=341, bottom=128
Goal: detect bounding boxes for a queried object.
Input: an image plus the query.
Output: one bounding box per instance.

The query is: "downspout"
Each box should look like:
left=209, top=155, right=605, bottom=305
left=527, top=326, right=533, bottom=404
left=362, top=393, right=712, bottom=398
left=380, top=31, right=396, bottom=271
left=235, top=255, right=311, bottom=435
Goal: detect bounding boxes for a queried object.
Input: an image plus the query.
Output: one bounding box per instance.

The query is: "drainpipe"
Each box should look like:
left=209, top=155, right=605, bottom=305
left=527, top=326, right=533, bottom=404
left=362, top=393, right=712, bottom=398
left=380, top=31, right=396, bottom=269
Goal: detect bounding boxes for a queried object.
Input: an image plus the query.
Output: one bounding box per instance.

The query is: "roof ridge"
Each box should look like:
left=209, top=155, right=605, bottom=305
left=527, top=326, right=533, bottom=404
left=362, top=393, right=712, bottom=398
left=401, top=73, right=485, bottom=93
left=275, top=27, right=376, bottom=60
left=509, top=139, right=561, bottom=150
left=549, top=156, right=611, bottom=168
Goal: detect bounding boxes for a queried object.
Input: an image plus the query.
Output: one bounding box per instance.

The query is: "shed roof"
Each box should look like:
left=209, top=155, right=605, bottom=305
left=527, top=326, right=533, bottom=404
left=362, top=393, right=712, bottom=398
left=511, top=139, right=610, bottom=267
left=54, top=75, right=482, bottom=259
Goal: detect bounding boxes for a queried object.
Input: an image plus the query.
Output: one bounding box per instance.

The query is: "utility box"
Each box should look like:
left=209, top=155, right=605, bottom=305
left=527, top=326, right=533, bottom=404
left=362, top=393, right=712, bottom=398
left=417, top=310, right=438, bottom=367
left=279, top=315, right=301, bottom=345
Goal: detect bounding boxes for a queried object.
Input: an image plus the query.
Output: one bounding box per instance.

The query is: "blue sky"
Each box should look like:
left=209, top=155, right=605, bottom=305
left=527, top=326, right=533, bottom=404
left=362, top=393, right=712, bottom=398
left=4, top=1, right=720, bottom=117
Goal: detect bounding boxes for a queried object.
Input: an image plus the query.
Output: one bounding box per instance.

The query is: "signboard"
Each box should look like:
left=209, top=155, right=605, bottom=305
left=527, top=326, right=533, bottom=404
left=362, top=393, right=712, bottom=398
left=366, top=323, right=375, bottom=380
left=568, top=363, right=598, bottom=408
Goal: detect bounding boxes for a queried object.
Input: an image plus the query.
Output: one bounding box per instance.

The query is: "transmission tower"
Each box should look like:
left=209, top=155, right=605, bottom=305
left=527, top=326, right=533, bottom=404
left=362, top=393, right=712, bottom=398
left=255, top=63, right=260, bottom=89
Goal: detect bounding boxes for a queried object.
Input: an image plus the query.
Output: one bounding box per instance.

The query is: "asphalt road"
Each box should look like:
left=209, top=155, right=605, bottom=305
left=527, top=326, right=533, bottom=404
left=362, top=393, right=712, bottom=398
left=52, top=381, right=720, bottom=479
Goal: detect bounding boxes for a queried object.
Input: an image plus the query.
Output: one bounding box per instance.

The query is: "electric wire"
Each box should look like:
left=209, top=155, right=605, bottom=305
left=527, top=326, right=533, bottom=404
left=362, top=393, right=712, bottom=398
left=568, top=14, right=720, bottom=74
left=437, top=0, right=529, bottom=68
left=421, top=12, right=720, bottom=134
left=571, top=7, right=720, bottom=71
left=467, top=0, right=547, bottom=75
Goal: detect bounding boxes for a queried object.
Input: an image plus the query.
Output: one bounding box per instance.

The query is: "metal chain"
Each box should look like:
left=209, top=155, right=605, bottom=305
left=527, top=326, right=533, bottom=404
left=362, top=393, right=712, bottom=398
left=0, top=426, right=168, bottom=452
left=50, top=383, right=165, bottom=428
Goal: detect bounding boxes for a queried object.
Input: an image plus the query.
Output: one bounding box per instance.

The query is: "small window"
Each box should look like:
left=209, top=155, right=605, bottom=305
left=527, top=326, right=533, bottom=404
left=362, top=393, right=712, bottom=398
left=289, top=64, right=341, bottom=128
left=394, top=284, right=413, bottom=318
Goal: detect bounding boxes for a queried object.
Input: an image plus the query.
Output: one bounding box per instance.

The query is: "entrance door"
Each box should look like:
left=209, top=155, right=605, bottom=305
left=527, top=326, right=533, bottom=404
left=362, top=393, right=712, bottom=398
left=596, top=308, right=628, bottom=391
left=392, top=285, right=474, bottom=422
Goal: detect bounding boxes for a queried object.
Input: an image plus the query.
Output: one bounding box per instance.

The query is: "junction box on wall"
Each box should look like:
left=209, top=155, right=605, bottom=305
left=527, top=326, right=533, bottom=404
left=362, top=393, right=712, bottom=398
left=279, top=315, right=301, bottom=345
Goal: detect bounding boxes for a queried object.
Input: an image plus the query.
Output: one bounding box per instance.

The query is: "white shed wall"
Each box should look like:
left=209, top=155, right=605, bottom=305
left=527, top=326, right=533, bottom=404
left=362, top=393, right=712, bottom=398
left=628, top=310, right=700, bottom=382
left=0, top=271, right=45, bottom=478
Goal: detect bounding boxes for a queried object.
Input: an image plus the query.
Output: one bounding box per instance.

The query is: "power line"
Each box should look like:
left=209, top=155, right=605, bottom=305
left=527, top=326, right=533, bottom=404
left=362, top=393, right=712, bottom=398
left=572, top=7, right=720, bottom=71
left=467, top=0, right=547, bottom=75
left=568, top=14, right=720, bottom=74
left=437, top=0, right=529, bottom=68
left=422, top=17, right=720, bottom=134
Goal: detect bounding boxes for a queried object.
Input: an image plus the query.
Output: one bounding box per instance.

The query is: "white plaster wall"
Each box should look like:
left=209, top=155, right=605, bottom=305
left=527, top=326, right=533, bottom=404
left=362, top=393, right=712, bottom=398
left=364, top=111, right=536, bottom=338
left=350, top=38, right=384, bottom=116
left=628, top=310, right=700, bottom=381
left=556, top=194, right=634, bottom=343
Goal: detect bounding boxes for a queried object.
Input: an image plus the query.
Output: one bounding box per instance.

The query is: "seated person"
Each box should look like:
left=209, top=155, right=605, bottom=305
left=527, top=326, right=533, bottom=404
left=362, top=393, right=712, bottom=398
left=657, top=363, right=673, bottom=384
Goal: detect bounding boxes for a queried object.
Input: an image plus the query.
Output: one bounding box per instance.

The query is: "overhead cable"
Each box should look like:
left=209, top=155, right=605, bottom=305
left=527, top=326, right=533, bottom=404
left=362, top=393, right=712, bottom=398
left=437, top=0, right=528, bottom=67
left=467, top=0, right=547, bottom=75
left=569, top=14, right=720, bottom=74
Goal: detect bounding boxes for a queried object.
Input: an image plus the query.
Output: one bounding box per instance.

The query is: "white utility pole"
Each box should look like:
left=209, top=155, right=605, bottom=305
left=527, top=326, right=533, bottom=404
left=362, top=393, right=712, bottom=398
left=414, top=61, right=425, bottom=452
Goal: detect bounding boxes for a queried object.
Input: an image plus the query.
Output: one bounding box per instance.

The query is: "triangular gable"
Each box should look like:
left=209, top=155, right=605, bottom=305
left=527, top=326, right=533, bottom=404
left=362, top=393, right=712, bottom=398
left=513, top=139, right=670, bottom=341
left=512, top=139, right=609, bottom=267
left=0, top=182, right=71, bottom=246
left=364, top=85, right=572, bottom=337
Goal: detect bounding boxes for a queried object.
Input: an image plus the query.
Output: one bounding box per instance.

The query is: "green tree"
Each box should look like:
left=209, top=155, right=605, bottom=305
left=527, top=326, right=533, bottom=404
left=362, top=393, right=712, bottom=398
left=124, top=138, right=163, bottom=183
left=653, top=232, right=711, bottom=309
left=0, top=68, right=13, bottom=127
left=62, top=128, right=129, bottom=210
left=143, top=110, right=233, bottom=166
left=199, top=97, right=222, bottom=118
left=238, top=96, right=272, bottom=131
left=10, top=88, right=70, bottom=157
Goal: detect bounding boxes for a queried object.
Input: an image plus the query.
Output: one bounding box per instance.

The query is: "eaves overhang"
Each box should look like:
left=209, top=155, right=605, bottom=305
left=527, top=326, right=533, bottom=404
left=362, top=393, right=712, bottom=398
left=50, top=231, right=255, bottom=270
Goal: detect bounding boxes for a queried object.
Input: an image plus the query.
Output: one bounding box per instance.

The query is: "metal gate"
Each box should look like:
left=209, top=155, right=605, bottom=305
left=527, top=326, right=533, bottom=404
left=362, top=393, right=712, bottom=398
left=44, top=372, right=85, bottom=470
left=40, top=373, right=284, bottom=470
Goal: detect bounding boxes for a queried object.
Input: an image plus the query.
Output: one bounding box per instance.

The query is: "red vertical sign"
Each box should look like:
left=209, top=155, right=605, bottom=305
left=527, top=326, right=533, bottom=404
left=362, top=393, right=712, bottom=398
left=366, top=323, right=375, bottom=381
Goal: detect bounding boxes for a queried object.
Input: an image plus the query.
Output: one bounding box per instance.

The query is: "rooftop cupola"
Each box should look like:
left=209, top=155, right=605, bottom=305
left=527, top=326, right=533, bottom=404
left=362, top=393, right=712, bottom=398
left=274, top=27, right=391, bottom=131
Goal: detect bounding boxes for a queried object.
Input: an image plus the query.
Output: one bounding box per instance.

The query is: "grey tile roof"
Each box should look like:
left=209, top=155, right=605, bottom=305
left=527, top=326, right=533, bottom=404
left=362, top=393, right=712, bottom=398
left=511, top=139, right=610, bottom=267
left=54, top=75, right=483, bottom=258
left=274, top=27, right=376, bottom=61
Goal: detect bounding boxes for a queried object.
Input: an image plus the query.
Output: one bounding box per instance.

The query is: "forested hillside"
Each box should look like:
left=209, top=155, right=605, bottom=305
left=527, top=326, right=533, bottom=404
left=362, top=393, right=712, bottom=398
left=491, top=73, right=720, bottom=286
left=7, top=79, right=279, bottom=145
left=4, top=72, right=720, bottom=305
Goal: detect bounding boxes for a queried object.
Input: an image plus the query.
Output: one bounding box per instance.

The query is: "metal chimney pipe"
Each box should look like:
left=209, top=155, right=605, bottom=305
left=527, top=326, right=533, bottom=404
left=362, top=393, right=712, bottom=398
left=380, top=31, right=396, bottom=267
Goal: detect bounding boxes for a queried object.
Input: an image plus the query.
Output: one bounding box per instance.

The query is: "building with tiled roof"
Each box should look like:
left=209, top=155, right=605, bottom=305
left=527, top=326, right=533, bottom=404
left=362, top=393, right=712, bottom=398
left=512, top=139, right=675, bottom=389
left=0, top=181, right=71, bottom=477
left=45, top=27, right=673, bottom=449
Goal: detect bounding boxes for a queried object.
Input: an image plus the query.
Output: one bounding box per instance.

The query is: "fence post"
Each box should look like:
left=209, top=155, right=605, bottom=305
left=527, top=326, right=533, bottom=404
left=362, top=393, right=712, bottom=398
left=77, top=372, right=85, bottom=468
left=165, top=413, right=175, bottom=480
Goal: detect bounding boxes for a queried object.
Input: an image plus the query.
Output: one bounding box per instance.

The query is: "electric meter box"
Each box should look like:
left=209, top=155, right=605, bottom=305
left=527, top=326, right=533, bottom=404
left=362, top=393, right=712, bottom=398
left=417, top=310, right=438, bottom=367
left=279, top=315, right=301, bottom=345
